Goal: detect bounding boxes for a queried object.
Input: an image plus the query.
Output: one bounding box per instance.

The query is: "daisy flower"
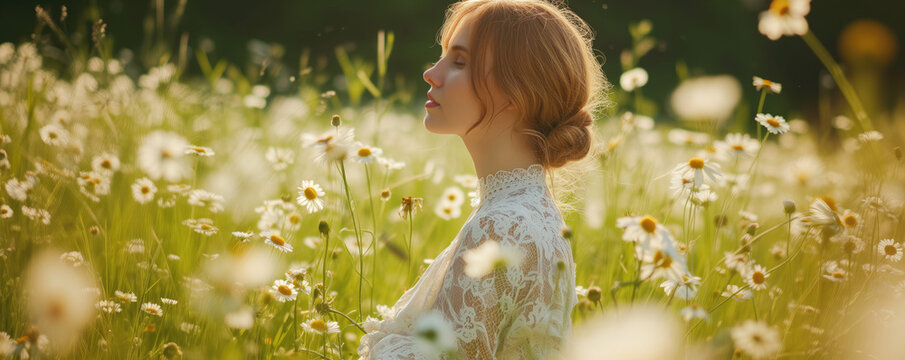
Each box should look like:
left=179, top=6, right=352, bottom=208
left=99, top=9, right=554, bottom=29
left=616, top=215, right=675, bottom=249
left=377, top=156, right=406, bottom=171
left=758, top=0, right=810, bottom=41
left=752, top=76, right=782, bottom=93
left=232, top=231, right=255, bottom=242
left=59, top=251, right=85, bottom=267
left=114, top=290, right=137, bottom=302
left=296, top=180, right=326, bottom=213
left=0, top=204, right=12, bottom=218
left=620, top=67, right=649, bottom=91
left=858, top=130, right=884, bottom=143
left=714, top=133, right=760, bottom=160
left=96, top=300, right=122, bottom=313
left=722, top=284, right=753, bottom=300
left=638, top=243, right=689, bottom=283
left=187, top=189, right=225, bottom=213
left=723, top=252, right=749, bottom=273
left=462, top=240, right=523, bottom=278
left=91, top=153, right=121, bottom=174
left=413, top=310, right=458, bottom=357
left=672, top=157, right=721, bottom=189
left=161, top=298, right=178, bottom=305
left=440, top=186, right=465, bottom=207
left=39, top=123, right=71, bottom=146
left=131, top=177, right=157, bottom=204
left=434, top=201, right=462, bottom=221
left=261, top=230, right=293, bottom=253
left=398, top=196, right=424, bottom=220
left=142, top=302, right=163, bottom=317
left=453, top=174, right=478, bottom=188
left=301, top=318, right=340, bottom=334
left=731, top=320, right=782, bottom=359
left=679, top=304, right=709, bottom=322
left=137, top=131, right=191, bottom=182
left=185, top=145, right=215, bottom=157
left=806, top=198, right=843, bottom=230
left=659, top=274, right=701, bottom=300
left=821, top=261, right=848, bottom=282
left=878, top=239, right=903, bottom=262
left=265, top=147, right=294, bottom=171
left=754, top=113, right=790, bottom=135
left=301, top=128, right=354, bottom=165
left=271, top=279, right=298, bottom=302
left=350, top=142, right=383, bottom=163
left=839, top=209, right=860, bottom=230
left=743, top=264, right=769, bottom=291
left=667, top=128, right=710, bottom=146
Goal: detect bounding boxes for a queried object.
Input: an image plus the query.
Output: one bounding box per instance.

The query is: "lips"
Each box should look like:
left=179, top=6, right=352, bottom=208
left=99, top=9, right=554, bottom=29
left=425, top=92, right=440, bottom=108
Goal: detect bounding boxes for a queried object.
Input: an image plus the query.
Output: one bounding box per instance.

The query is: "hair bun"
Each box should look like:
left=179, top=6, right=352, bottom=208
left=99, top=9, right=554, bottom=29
left=544, top=110, right=593, bottom=168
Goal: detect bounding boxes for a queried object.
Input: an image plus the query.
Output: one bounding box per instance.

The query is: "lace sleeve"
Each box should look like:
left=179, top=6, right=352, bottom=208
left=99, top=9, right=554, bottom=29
left=359, top=207, right=571, bottom=360
left=432, top=208, right=567, bottom=359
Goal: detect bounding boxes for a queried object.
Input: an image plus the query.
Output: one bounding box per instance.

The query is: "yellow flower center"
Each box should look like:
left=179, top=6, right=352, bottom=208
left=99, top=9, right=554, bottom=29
left=443, top=208, right=452, bottom=214
left=310, top=319, right=328, bottom=332
left=762, top=79, right=773, bottom=86
left=843, top=214, right=857, bottom=227
left=731, top=144, right=745, bottom=151
left=769, top=0, right=790, bottom=15
left=200, top=224, right=212, bottom=230
left=885, top=245, right=898, bottom=256
left=141, top=186, right=150, bottom=194
left=289, top=214, right=301, bottom=224
left=304, top=187, right=318, bottom=200
left=146, top=307, right=159, bottom=315
left=653, top=250, right=673, bottom=268
left=688, top=157, right=705, bottom=169
left=161, top=150, right=172, bottom=158
left=766, top=118, right=780, bottom=127
left=448, top=194, right=457, bottom=201
left=192, top=147, right=206, bottom=153
left=820, top=196, right=838, bottom=212
left=358, top=148, right=372, bottom=157
left=752, top=272, right=765, bottom=284
left=832, top=271, right=844, bottom=279
left=1, top=208, right=7, bottom=214
left=639, top=216, right=657, bottom=233
left=278, top=285, right=293, bottom=296
left=101, top=160, right=112, bottom=168
left=270, top=234, right=286, bottom=246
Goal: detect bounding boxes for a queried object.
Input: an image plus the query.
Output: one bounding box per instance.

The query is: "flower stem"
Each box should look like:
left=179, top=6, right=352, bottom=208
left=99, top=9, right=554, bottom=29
left=801, top=31, right=873, bottom=131
left=364, top=163, right=378, bottom=314
left=756, top=89, right=767, bottom=139
left=337, top=161, right=364, bottom=321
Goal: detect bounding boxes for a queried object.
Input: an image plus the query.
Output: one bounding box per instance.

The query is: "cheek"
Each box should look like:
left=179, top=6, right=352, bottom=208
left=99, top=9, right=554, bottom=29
left=446, top=74, right=482, bottom=121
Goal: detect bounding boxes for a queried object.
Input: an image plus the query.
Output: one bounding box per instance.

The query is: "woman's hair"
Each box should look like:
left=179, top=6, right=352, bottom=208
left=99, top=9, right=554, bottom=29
left=438, top=0, right=611, bottom=213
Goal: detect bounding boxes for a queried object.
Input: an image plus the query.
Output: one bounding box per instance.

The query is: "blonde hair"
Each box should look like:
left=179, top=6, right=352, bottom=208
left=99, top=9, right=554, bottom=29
left=438, top=0, right=611, bottom=213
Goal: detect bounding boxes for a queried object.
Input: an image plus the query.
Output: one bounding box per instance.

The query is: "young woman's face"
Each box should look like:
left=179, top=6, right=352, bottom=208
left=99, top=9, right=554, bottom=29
left=423, top=19, right=508, bottom=137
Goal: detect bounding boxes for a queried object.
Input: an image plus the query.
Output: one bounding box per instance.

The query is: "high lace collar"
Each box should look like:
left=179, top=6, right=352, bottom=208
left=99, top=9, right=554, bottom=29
left=477, top=163, right=547, bottom=203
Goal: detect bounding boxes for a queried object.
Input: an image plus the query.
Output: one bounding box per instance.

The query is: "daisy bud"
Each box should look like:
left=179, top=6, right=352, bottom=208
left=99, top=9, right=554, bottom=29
left=318, top=220, right=330, bottom=238
left=380, top=188, right=391, bottom=202
left=281, top=193, right=291, bottom=202
left=560, top=225, right=573, bottom=240
left=331, top=114, right=342, bottom=127
left=587, top=286, right=602, bottom=303
left=162, top=342, right=182, bottom=359
left=90, top=225, right=100, bottom=235
left=783, top=200, right=796, bottom=215
left=746, top=223, right=759, bottom=236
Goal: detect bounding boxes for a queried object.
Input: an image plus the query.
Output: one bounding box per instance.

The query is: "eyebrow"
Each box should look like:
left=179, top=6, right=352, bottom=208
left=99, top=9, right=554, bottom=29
left=450, top=45, right=469, bottom=54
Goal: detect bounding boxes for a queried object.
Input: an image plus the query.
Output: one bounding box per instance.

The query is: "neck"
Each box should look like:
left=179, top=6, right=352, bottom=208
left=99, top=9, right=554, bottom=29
left=462, top=125, right=540, bottom=180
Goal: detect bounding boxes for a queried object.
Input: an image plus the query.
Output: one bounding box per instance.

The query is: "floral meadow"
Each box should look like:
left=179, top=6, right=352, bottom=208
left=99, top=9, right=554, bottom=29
left=1, top=0, right=904, bottom=359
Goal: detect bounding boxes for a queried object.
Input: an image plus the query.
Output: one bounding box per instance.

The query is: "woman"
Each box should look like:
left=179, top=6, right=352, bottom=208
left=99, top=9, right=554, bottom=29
left=358, top=0, right=608, bottom=358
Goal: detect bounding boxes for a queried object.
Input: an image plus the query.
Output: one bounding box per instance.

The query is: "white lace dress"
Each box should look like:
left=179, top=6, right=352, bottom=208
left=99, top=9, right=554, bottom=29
left=358, top=163, right=578, bottom=359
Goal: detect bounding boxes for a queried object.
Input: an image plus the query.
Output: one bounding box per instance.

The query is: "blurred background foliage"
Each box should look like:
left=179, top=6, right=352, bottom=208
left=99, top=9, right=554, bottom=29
left=2, top=0, right=904, bottom=131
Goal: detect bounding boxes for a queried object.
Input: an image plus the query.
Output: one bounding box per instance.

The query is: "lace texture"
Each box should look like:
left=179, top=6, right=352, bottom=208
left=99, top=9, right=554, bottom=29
left=358, top=163, right=578, bottom=359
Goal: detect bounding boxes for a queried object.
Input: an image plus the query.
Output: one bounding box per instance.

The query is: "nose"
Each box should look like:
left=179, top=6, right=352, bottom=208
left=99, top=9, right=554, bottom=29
left=423, top=65, right=441, bottom=88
